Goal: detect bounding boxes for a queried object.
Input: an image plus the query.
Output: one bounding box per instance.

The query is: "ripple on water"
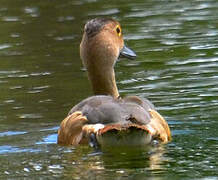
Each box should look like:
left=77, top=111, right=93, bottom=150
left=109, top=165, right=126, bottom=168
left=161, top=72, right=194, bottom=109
left=57, top=16, right=75, bottom=22
left=207, top=137, right=218, bottom=142
left=7, top=73, right=29, bottom=78
left=36, top=134, right=57, bottom=145
left=0, top=44, right=11, bottom=50
left=2, top=16, right=20, bottom=22
left=167, top=57, right=218, bottom=65
left=88, top=8, right=119, bottom=16
left=190, top=44, right=218, bottom=50
left=3, top=99, right=15, bottom=104
left=24, top=7, right=39, bottom=17
left=48, top=164, right=63, bottom=174
left=17, top=114, right=43, bottom=119
left=28, top=85, right=50, bottom=94
left=0, top=145, right=40, bottom=154
left=30, top=72, right=51, bottom=76
left=0, top=131, right=26, bottom=137
left=0, top=70, right=23, bottom=78
left=10, top=33, right=20, bottom=38
left=9, top=86, right=23, bottom=90
left=6, top=71, right=51, bottom=78
left=54, top=35, right=75, bottom=41
left=172, top=129, right=195, bottom=136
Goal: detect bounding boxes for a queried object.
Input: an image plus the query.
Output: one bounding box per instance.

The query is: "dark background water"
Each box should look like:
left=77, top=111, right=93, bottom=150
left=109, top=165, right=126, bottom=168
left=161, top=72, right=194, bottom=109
left=0, top=0, right=217, bottom=179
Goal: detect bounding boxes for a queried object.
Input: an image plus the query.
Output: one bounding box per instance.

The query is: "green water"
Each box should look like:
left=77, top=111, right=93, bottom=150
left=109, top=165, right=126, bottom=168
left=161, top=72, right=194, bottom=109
left=0, top=0, right=217, bottom=179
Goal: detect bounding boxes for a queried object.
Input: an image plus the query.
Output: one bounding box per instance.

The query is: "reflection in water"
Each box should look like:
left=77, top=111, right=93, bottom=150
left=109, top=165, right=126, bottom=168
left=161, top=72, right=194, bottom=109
left=101, top=145, right=167, bottom=171
left=60, top=145, right=168, bottom=179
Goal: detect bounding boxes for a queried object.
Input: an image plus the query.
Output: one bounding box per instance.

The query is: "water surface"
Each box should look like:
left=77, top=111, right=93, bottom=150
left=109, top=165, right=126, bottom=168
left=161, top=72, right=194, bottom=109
left=0, top=0, right=217, bottom=179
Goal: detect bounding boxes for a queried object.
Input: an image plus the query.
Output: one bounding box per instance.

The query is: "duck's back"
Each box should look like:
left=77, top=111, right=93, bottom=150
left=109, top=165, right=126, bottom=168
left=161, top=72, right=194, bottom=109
left=68, top=95, right=155, bottom=126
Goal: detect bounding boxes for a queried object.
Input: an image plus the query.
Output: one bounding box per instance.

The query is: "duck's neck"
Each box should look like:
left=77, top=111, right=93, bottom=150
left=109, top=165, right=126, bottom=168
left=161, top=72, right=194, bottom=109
left=87, top=66, right=119, bottom=98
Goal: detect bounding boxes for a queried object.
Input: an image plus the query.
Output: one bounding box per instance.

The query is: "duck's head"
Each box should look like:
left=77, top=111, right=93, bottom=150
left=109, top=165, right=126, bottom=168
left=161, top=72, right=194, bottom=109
left=80, top=18, right=136, bottom=98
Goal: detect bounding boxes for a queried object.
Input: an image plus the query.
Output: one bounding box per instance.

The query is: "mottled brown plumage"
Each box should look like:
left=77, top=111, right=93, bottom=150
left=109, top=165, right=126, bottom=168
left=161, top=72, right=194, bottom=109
left=57, top=18, right=171, bottom=147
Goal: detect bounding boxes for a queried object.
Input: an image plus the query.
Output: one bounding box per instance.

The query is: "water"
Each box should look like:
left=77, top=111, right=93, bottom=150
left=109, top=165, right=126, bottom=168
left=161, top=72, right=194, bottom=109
left=0, top=0, right=217, bottom=179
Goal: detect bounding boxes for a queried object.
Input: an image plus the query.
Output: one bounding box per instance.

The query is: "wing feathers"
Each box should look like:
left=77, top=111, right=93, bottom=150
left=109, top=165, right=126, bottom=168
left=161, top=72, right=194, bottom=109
left=58, top=111, right=88, bottom=145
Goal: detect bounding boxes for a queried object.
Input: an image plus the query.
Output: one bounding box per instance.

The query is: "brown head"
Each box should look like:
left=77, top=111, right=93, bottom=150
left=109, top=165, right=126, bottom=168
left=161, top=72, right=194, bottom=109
left=80, top=18, right=136, bottom=98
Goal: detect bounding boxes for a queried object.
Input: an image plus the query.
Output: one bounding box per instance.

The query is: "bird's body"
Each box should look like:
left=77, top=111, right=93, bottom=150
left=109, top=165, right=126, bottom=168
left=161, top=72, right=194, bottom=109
left=57, top=18, right=171, bottom=147
left=68, top=96, right=153, bottom=126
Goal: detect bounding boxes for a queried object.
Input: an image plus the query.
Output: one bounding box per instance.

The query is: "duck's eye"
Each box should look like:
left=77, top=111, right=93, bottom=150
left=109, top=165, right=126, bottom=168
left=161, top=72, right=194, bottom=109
left=116, top=27, right=120, bottom=34
left=116, top=25, right=122, bottom=36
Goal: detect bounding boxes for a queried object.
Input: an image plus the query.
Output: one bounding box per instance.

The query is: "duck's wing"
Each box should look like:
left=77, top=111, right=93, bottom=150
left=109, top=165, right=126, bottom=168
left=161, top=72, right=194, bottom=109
left=123, top=95, right=171, bottom=143
left=58, top=96, right=122, bottom=146
left=91, top=95, right=171, bottom=146
left=58, top=111, right=88, bottom=145
left=148, top=109, right=171, bottom=143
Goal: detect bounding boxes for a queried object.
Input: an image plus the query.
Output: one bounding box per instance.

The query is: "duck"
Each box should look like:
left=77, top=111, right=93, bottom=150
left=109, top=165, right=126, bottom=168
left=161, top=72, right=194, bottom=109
left=57, top=18, right=171, bottom=148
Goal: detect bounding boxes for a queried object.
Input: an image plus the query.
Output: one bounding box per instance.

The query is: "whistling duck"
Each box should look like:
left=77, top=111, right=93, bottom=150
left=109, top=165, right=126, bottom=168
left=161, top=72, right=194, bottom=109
left=57, top=18, right=171, bottom=147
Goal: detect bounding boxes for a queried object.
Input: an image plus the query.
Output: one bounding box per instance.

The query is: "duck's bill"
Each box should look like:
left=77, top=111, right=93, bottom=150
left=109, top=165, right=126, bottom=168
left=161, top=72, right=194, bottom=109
left=119, top=45, right=137, bottom=60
